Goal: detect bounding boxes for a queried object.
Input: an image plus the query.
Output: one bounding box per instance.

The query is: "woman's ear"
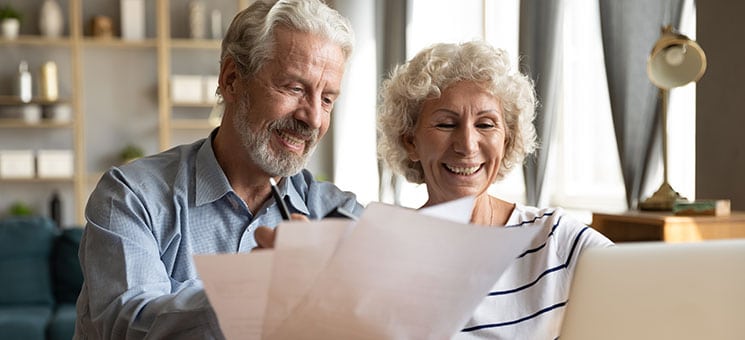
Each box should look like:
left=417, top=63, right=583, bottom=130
left=402, top=134, right=419, bottom=161
left=218, top=56, right=239, bottom=102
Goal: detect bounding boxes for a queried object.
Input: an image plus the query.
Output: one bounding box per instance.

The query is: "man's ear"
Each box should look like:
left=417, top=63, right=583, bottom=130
left=402, top=134, right=419, bottom=162
left=218, top=56, right=240, bottom=102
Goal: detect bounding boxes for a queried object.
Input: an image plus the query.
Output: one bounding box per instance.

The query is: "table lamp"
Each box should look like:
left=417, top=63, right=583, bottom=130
left=639, top=25, right=706, bottom=211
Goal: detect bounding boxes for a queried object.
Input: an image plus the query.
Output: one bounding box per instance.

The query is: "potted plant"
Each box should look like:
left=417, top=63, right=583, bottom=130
left=8, top=201, right=34, bottom=216
left=0, top=4, right=22, bottom=40
left=119, top=144, right=144, bottom=164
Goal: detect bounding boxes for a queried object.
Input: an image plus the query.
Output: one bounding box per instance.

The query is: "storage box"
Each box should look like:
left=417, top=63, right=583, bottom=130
left=171, top=75, right=204, bottom=104
left=203, top=76, right=219, bottom=103
left=0, top=150, right=35, bottom=179
left=37, top=150, right=74, bottom=178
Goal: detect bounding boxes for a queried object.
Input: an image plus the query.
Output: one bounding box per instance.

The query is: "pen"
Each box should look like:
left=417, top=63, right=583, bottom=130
left=269, top=177, right=291, bottom=220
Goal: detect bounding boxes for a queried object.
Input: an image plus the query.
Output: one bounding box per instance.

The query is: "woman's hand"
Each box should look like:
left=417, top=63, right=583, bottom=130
left=255, top=213, right=309, bottom=249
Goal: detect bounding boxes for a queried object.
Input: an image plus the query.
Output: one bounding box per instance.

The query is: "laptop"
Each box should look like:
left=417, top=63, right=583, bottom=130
left=559, top=239, right=745, bottom=340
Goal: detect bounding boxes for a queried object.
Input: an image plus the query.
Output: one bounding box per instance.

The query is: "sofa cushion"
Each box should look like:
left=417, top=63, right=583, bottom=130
left=0, top=216, right=57, bottom=306
left=0, top=305, right=53, bottom=340
left=47, top=303, right=77, bottom=340
left=53, top=227, right=84, bottom=304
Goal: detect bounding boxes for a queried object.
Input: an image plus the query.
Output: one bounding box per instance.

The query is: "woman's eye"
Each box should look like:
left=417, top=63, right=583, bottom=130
left=435, top=123, right=456, bottom=129
left=477, top=123, right=495, bottom=129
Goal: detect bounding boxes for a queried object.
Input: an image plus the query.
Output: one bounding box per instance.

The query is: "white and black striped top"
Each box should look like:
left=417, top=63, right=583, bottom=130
left=454, top=204, right=613, bottom=340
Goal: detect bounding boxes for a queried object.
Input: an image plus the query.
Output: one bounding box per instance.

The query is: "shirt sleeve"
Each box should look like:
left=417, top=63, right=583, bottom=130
left=75, top=171, right=224, bottom=340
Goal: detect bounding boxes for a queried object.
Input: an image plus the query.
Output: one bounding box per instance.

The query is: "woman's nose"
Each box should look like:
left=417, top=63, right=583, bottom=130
left=452, top=126, right=478, bottom=155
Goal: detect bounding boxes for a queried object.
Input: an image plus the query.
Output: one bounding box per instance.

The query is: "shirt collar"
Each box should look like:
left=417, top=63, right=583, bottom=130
left=278, top=174, right=310, bottom=216
left=195, top=128, right=233, bottom=206
left=195, top=128, right=311, bottom=216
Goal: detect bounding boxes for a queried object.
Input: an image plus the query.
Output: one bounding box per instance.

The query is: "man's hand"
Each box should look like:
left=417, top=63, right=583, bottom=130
left=255, top=213, right=309, bottom=248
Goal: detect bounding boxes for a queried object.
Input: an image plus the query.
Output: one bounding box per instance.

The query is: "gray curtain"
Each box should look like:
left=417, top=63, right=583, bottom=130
left=376, top=0, right=408, bottom=204
left=519, top=0, right=564, bottom=207
left=599, top=0, right=684, bottom=209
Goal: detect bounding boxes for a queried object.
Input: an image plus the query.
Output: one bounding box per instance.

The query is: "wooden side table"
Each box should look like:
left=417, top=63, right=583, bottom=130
left=590, top=211, right=745, bottom=243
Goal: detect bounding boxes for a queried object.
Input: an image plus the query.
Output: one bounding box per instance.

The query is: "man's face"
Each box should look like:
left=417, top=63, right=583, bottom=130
left=233, top=28, right=346, bottom=177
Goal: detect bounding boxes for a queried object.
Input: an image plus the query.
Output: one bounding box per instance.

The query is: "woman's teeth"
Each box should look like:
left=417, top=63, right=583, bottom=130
left=445, top=164, right=480, bottom=175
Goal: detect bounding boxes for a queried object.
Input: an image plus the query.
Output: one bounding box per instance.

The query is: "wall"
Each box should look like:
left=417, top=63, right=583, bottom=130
left=697, top=2, right=745, bottom=210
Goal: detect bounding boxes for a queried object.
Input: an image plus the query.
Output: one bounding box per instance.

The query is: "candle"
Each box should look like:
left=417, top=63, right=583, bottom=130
left=40, top=61, right=59, bottom=101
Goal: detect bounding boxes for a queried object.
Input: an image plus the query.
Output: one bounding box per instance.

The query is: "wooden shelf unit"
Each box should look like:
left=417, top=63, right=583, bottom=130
left=0, top=0, right=247, bottom=225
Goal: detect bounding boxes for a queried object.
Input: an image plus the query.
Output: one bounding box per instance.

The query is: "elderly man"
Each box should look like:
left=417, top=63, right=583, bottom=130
left=74, top=1, right=361, bottom=338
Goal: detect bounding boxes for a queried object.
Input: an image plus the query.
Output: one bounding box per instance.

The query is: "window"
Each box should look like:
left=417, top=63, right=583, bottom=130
left=552, top=0, right=697, bottom=219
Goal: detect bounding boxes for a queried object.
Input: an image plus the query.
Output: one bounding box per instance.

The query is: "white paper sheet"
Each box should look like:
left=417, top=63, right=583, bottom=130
left=418, top=195, right=475, bottom=223
left=262, top=219, right=354, bottom=336
left=196, top=200, right=540, bottom=340
left=194, top=251, right=273, bottom=340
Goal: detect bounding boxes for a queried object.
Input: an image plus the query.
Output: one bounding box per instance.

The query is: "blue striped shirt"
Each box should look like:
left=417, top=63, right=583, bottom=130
left=74, top=131, right=362, bottom=339
left=454, top=204, right=613, bottom=339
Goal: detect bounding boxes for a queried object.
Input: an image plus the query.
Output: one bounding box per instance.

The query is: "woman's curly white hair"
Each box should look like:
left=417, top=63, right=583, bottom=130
left=377, top=40, right=538, bottom=184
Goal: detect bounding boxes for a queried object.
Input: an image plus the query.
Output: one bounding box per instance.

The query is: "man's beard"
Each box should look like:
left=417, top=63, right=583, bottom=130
left=233, top=96, right=319, bottom=177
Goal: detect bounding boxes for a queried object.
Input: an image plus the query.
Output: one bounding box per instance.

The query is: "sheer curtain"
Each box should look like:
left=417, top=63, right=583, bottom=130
left=376, top=0, right=408, bottom=206
left=519, top=0, right=564, bottom=207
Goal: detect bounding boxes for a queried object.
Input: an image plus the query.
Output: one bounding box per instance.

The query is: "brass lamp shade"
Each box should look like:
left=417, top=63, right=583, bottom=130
left=647, top=26, right=707, bottom=90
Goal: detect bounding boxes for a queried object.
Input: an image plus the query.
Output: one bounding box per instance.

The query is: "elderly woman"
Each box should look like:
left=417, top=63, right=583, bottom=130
left=377, top=40, right=613, bottom=339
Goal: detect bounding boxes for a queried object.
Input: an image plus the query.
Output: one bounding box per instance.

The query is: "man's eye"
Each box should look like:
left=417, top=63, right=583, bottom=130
left=322, top=97, right=334, bottom=105
left=289, top=86, right=304, bottom=94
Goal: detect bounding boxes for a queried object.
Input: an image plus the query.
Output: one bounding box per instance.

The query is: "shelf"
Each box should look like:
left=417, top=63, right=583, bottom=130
left=0, top=96, right=71, bottom=106
left=171, top=102, right=216, bottom=108
left=170, top=39, right=222, bottom=49
left=0, top=35, right=73, bottom=47
left=0, top=119, right=73, bottom=128
left=0, top=177, right=75, bottom=184
left=170, top=119, right=217, bottom=130
left=81, top=38, right=158, bottom=48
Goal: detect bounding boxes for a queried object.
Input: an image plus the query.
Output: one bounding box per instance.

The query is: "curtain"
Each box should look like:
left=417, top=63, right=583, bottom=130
left=376, top=0, right=408, bottom=205
left=519, top=0, right=564, bottom=207
left=599, top=0, right=684, bottom=209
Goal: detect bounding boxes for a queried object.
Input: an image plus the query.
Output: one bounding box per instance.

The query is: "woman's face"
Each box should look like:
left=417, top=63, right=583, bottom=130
left=404, top=81, right=507, bottom=206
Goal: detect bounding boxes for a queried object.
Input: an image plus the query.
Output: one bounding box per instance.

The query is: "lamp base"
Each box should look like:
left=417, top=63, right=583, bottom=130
left=638, top=182, right=687, bottom=211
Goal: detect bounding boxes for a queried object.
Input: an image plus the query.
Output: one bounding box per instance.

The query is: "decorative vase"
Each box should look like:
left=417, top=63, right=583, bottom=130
left=1, top=18, right=20, bottom=39
left=210, top=10, right=222, bottom=39
left=39, top=0, right=64, bottom=38
left=188, top=1, right=206, bottom=39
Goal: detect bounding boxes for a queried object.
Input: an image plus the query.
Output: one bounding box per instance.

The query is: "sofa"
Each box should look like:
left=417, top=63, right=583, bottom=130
left=0, top=216, right=84, bottom=340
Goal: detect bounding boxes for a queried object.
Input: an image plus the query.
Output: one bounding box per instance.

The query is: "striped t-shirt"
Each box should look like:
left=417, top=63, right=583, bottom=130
left=454, top=204, right=613, bottom=339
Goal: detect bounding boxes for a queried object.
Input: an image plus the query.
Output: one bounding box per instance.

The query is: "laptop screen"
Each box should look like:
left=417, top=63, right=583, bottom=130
left=559, top=239, right=745, bottom=340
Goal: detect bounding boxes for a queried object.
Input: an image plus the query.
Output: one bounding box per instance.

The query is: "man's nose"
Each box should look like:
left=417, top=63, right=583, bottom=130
left=295, top=94, right=324, bottom=129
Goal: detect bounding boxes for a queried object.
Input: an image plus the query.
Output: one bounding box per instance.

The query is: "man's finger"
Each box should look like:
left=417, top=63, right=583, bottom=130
left=290, top=213, right=309, bottom=222
left=255, top=226, right=276, bottom=248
